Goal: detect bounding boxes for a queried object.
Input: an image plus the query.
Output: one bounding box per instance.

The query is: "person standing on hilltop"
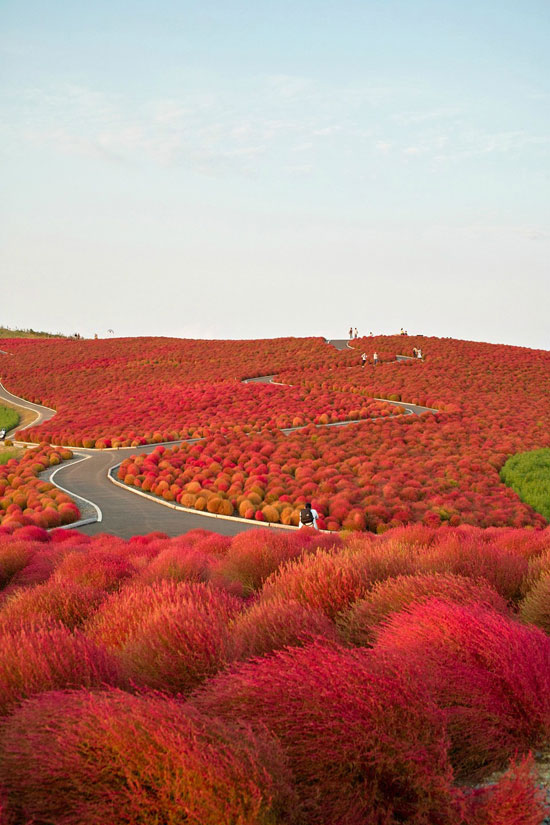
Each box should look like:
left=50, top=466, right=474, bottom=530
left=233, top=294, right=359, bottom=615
left=349, top=326, right=353, bottom=339
left=354, top=327, right=358, bottom=339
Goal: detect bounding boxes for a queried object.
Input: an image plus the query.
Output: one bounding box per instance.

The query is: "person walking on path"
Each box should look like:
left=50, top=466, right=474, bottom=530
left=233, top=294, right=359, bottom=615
left=361, top=352, right=367, bottom=367
left=373, top=352, right=378, bottom=366
left=299, top=502, right=319, bottom=529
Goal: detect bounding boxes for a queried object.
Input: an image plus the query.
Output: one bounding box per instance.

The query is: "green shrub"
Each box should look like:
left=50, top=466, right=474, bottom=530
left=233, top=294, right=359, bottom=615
left=500, top=448, right=550, bottom=521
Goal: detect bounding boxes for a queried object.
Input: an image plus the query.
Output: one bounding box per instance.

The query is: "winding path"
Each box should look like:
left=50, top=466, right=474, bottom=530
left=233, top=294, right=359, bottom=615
left=0, top=339, right=435, bottom=538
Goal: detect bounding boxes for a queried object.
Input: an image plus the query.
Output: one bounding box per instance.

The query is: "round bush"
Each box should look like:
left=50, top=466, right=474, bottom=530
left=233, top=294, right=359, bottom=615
left=259, top=543, right=417, bottom=619
left=191, top=641, right=460, bottom=824
left=371, top=599, right=550, bottom=777
left=137, top=543, right=211, bottom=585
left=465, top=755, right=549, bottom=825
left=214, top=530, right=306, bottom=594
left=230, top=598, right=339, bottom=660
left=52, top=548, right=133, bottom=591
left=86, top=581, right=242, bottom=694
left=338, top=573, right=508, bottom=647
left=417, top=533, right=528, bottom=601
left=0, top=579, right=106, bottom=631
left=0, top=624, right=120, bottom=715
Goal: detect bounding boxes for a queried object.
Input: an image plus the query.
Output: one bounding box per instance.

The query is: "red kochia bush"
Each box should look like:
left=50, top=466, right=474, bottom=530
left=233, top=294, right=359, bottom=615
left=417, top=533, right=529, bottom=601
left=0, top=541, right=32, bottom=590
left=0, top=688, right=299, bottom=825
left=372, top=600, right=550, bottom=777
left=137, top=542, right=211, bottom=585
left=230, top=598, right=339, bottom=660
left=212, top=529, right=308, bottom=594
left=0, top=579, right=106, bottom=631
left=466, top=754, right=549, bottom=825
left=85, top=581, right=242, bottom=694
left=0, top=625, right=119, bottom=715
left=259, top=542, right=417, bottom=619
left=191, top=641, right=460, bottom=825
left=52, top=547, right=133, bottom=591
left=338, top=572, right=509, bottom=647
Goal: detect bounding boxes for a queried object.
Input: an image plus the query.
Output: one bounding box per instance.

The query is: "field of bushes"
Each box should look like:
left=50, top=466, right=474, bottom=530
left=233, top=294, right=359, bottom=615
left=2, top=333, right=550, bottom=532
left=0, top=445, right=79, bottom=530
left=0, top=523, right=549, bottom=823
left=1, top=333, right=550, bottom=821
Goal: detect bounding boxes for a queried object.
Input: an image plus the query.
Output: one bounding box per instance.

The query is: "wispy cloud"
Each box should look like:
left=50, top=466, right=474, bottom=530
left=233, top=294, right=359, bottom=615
left=2, top=75, right=549, bottom=179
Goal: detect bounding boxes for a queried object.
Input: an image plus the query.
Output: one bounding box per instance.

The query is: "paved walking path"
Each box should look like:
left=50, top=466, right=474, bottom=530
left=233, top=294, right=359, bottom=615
left=0, top=340, right=434, bottom=538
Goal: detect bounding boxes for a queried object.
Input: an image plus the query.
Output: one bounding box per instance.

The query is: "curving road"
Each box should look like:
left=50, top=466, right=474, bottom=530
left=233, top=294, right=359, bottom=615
left=0, top=339, right=434, bottom=538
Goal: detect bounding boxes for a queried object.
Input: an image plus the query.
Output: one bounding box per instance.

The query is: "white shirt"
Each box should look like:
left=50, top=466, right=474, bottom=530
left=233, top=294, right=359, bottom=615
left=299, top=507, right=319, bottom=529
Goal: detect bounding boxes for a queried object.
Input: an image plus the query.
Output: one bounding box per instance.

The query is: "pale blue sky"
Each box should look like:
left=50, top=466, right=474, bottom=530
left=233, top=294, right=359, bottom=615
left=1, top=1, right=549, bottom=346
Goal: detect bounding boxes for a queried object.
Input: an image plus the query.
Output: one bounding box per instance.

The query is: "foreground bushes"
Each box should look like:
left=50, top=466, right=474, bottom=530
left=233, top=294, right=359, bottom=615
left=0, top=689, right=298, bottom=825
left=371, top=600, right=550, bottom=777
left=0, top=624, right=120, bottom=715
left=0, top=523, right=549, bottom=823
left=191, top=641, right=460, bottom=825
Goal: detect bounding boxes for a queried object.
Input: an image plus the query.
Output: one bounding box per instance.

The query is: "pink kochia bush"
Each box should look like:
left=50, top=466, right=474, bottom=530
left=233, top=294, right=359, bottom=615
left=415, top=531, right=529, bottom=601
left=371, top=600, right=550, bottom=778
left=0, top=624, right=119, bottom=715
left=191, top=641, right=461, bottom=825
left=85, top=581, right=242, bottom=693
left=0, top=688, right=299, bottom=825
left=0, top=579, right=106, bottom=631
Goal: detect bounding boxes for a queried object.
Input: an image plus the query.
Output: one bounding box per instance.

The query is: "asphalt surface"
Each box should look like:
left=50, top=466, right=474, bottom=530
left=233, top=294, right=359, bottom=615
left=0, top=340, right=433, bottom=538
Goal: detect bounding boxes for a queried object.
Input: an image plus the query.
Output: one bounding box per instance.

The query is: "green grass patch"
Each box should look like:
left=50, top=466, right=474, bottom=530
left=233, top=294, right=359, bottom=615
left=0, top=446, right=25, bottom=465
left=500, top=448, right=550, bottom=521
left=0, top=406, right=19, bottom=432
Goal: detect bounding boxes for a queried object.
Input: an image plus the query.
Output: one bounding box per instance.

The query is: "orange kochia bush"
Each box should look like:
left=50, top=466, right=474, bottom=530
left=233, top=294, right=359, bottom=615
left=0, top=446, right=79, bottom=531
left=118, top=413, right=548, bottom=531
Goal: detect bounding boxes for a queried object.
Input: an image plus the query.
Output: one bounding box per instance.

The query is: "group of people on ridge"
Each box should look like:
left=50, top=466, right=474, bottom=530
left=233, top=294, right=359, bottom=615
left=349, top=327, right=374, bottom=339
